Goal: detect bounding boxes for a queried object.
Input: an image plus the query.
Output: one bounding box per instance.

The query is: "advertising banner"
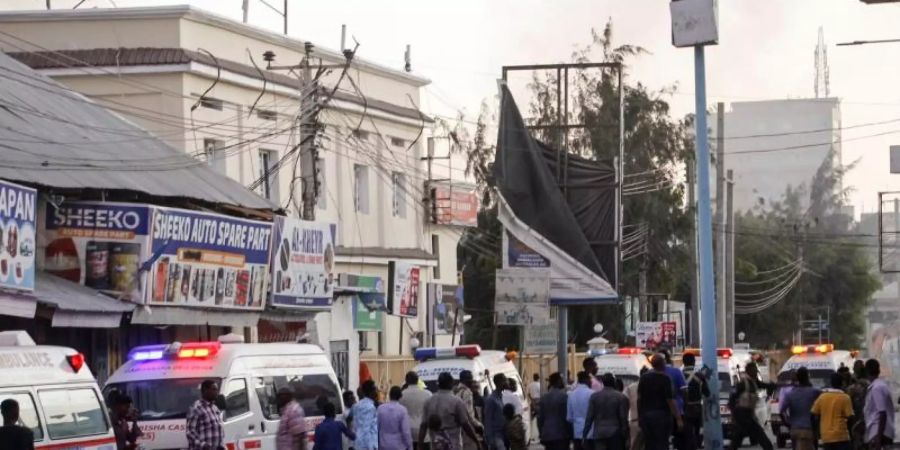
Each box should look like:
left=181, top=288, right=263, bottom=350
left=340, top=274, right=385, bottom=332
left=432, top=184, right=478, bottom=227
left=388, top=261, right=420, bottom=318
left=0, top=180, right=36, bottom=292
left=146, top=207, right=272, bottom=310
left=635, top=321, right=677, bottom=350
left=270, top=217, right=336, bottom=309
left=524, top=324, right=558, bottom=354
left=428, top=283, right=463, bottom=335
left=44, top=202, right=151, bottom=300
left=494, top=268, right=550, bottom=326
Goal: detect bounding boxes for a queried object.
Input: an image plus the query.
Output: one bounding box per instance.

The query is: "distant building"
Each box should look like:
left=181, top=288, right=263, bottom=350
left=711, top=98, right=842, bottom=212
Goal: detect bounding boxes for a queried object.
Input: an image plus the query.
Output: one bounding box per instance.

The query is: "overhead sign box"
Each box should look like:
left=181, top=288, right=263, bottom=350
left=671, top=0, right=719, bottom=47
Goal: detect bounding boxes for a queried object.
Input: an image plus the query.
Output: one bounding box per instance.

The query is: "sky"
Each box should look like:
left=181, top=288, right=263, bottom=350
left=10, top=0, right=900, bottom=218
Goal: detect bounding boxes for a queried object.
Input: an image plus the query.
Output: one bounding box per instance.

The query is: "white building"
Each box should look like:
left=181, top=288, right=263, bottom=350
left=0, top=5, right=469, bottom=389
left=711, top=98, right=842, bottom=212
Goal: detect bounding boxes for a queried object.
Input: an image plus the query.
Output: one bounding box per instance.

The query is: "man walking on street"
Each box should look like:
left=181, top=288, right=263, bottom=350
left=484, top=373, right=509, bottom=450
left=110, top=393, right=142, bottom=450
left=538, top=372, right=569, bottom=450
left=379, top=386, right=413, bottom=450
left=846, top=362, right=870, bottom=450
left=729, top=362, right=773, bottom=450
left=782, top=367, right=821, bottom=450
left=625, top=368, right=647, bottom=450
left=528, top=374, right=542, bottom=426
left=454, top=370, right=484, bottom=450
left=638, top=354, right=683, bottom=450
left=681, top=353, right=708, bottom=450
left=186, top=379, right=224, bottom=450
left=662, top=350, right=687, bottom=450
left=863, top=359, right=894, bottom=450
left=583, top=358, right=604, bottom=392
left=584, top=373, right=629, bottom=450
left=277, top=387, right=307, bottom=450
left=352, top=380, right=380, bottom=450
left=568, top=372, right=594, bottom=450
left=402, top=372, right=433, bottom=450
left=0, top=398, right=33, bottom=450
left=812, top=373, right=854, bottom=450
left=419, top=373, right=481, bottom=450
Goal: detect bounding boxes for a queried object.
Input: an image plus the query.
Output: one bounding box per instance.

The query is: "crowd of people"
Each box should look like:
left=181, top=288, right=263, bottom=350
left=0, top=354, right=894, bottom=450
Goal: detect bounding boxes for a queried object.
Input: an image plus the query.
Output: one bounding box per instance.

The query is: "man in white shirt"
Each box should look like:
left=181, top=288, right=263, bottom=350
left=527, top=374, right=541, bottom=429
left=502, top=379, right=525, bottom=415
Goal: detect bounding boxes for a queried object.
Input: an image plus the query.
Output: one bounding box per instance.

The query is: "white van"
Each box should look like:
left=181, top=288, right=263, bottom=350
left=105, top=334, right=343, bottom=450
left=413, top=345, right=530, bottom=439
left=592, top=348, right=651, bottom=387
left=0, top=330, right=116, bottom=450
left=683, top=348, right=768, bottom=435
left=770, top=344, right=856, bottom=448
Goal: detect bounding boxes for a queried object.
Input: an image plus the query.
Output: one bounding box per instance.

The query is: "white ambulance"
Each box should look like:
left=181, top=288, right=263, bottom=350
left=413, top=345, right=530, bottom=439
left=683, top=348, right=768, bottom=434
left=104, top=334, right=343, bottom=450
left=0, top=330, right=116, bottom=450
left=592, top=348, right=651, bottom=387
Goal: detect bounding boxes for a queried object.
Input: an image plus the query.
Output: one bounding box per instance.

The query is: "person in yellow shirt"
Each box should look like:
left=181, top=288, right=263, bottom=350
left=811, top=372, right=855, bottom=450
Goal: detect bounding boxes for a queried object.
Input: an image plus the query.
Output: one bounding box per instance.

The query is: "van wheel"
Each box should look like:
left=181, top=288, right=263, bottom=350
left=777, top=435, right=787, bottom=448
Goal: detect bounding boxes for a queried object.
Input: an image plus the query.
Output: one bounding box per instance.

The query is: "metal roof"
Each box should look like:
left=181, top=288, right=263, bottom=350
left=0, top=50, right=276, bottom=210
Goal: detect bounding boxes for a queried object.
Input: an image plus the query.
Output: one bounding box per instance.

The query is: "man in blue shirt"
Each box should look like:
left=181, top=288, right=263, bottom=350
left=568, top=371, right=595, bottom=450
left=484, top=373, right=508, bottom=450
left=314, top=402, right=356, bottom=450
left=662, top=350, right=687, bottom=450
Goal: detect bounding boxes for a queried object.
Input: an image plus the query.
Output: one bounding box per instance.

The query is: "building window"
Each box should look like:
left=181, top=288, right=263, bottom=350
left=316, top=157, right=327, bottom=210
left=258, top=149, right=279, bottom=201
left=392, top=172, right=407, bottom=218
left=257, top=109, right=277, bottom=121
left=432, top=234, right=441, bottom=279
left=354, top=164, right=370, bottom=214
left=204, top=138, right=227, bottom=174
left=390, top=137, right=406, bottom=147
left=199, top=96, right=224, bottom=111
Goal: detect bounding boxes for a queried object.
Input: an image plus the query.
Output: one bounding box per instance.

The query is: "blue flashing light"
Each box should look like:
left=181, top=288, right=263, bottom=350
left=129, top=344, right=168, bottom=361
left=414, top=345, right=481, bottom=361
left=414, top=348, right=437, bottom=361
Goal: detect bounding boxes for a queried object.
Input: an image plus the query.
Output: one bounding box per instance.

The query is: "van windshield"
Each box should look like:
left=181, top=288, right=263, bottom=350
left=38, top=388, right=109, bottom=439
left=105, top=378, right=212, bottom=420
left=777, top=369, right=834, bottom=389
left=254, top=374, right=342, bottom=419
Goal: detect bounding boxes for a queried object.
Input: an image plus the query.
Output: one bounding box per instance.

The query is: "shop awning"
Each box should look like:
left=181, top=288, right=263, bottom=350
left=131, top=306, right=260, bottom=328
left=0, top=272, right=134, bottom=327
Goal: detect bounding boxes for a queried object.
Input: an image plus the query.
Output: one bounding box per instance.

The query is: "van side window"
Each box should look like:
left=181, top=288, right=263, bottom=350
left=255, top=374, right=342, bottom=420
left=223, top=379, right=250, bottom=420
left=0, top=392, right=42, bottom=441
left=38, top=388, right=108, bottom=439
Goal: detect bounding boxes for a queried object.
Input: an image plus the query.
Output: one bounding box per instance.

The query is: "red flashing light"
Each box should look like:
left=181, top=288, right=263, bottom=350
left=617, top=347, right=642, bottom=355
left=717, top=348, right=733, bottom=359
left=66, top=353, right=85, bottom=373
left=177, top=342, right=221, bottom=359
left=457, top=345, right=481, bottom=359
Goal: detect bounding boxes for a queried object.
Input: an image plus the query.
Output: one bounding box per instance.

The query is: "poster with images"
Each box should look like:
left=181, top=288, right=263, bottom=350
left=636, top=321, right=677, bottom=350
left=494, top=268, right=550, bottom=326
left=387, top=261, right=420, bottom=318
left=0, top=180, right=36, bottom=291
left=270, top=217, right=336, bottom=309
left=340, top=274, right=385, bottom=331
left=44, top=202, right=151, bottom=300
left=146, top=206, right=272, bottom=310
left=427, top=283, right=463, bottom=335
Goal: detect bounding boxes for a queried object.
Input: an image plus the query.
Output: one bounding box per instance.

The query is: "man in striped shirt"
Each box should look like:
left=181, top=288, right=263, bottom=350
left=186, top=380, right=224, bottom=450
left=277, top=387, right=307, bottom=450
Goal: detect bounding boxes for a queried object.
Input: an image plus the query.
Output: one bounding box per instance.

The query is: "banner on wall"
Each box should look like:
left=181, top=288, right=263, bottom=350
left=494, top=268, right=550, bottom=326
left=270, top=217, right=336, bottom=309
left=0, top=180, right=36, bottom=292
left=524, top=324, right=558, bottom=354
left=146, top=206, right=272, bottom=310
left=340, top=274, right=386, bottom=332
left=44, top=202, right=151, bottom=300
left=635, top=321, right=677, bottom=350
left=387, top=261, right=420, bottom=318
left=427, top=283, right=463, bottom=335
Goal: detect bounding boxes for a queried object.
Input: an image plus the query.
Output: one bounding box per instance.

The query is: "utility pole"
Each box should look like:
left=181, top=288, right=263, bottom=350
left=715, top=102, right=726, bottom=347
left=687, top=163, right=699, bottom=346
left=639, top=256, right=648, bottom=321
left=299, top=42, right=319, bottom=221
left=725, top=170, right=735, bottom=347
left=242, top=0, right=249, bottom=23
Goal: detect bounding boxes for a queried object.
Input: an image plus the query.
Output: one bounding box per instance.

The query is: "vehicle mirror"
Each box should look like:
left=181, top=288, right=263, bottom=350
left=215, top=394, right=227, bottom=411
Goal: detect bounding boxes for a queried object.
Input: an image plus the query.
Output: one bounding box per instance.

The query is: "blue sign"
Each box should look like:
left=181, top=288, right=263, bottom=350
left=270, top=217, right=336, bottom=310
left=0, top=180, right=36, bottom=291
left=46, top=203, right=151, bottom=235
left=147, top=207, right=273, bottom=310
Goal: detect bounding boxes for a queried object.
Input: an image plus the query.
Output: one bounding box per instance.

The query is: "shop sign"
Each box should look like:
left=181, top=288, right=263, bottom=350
left=432, top=184, right=478, bottom=227
left=270, top=217, right=336, bottom=309
left=428, top=283, right=463, bottom=335
left=388, top=261, right=420, bottom=318
left=494, top=268, right=550, bottom=326
left=524, top=324, right=557, bottom=354
left=44, top=201, right=150, bottom=300
left=635, top=321, right=677, bottom=350
left=341, top=274, right=385, bottom=332
left=0, top=180, right=36, bottom=291
left=146, top=206, right=272, bottom=310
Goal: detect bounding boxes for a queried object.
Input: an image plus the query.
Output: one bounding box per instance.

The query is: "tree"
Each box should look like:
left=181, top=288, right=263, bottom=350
left=458, top=20, right=695, bottom=348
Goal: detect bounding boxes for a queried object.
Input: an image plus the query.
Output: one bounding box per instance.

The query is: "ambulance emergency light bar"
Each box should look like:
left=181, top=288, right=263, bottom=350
left=129, top=342, right=222, bottom=361
left=414, top=345, right=481, bottom=361
left=791, top=344, right=834, bottom=355
left=683, top=348, right=733, bottom=358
